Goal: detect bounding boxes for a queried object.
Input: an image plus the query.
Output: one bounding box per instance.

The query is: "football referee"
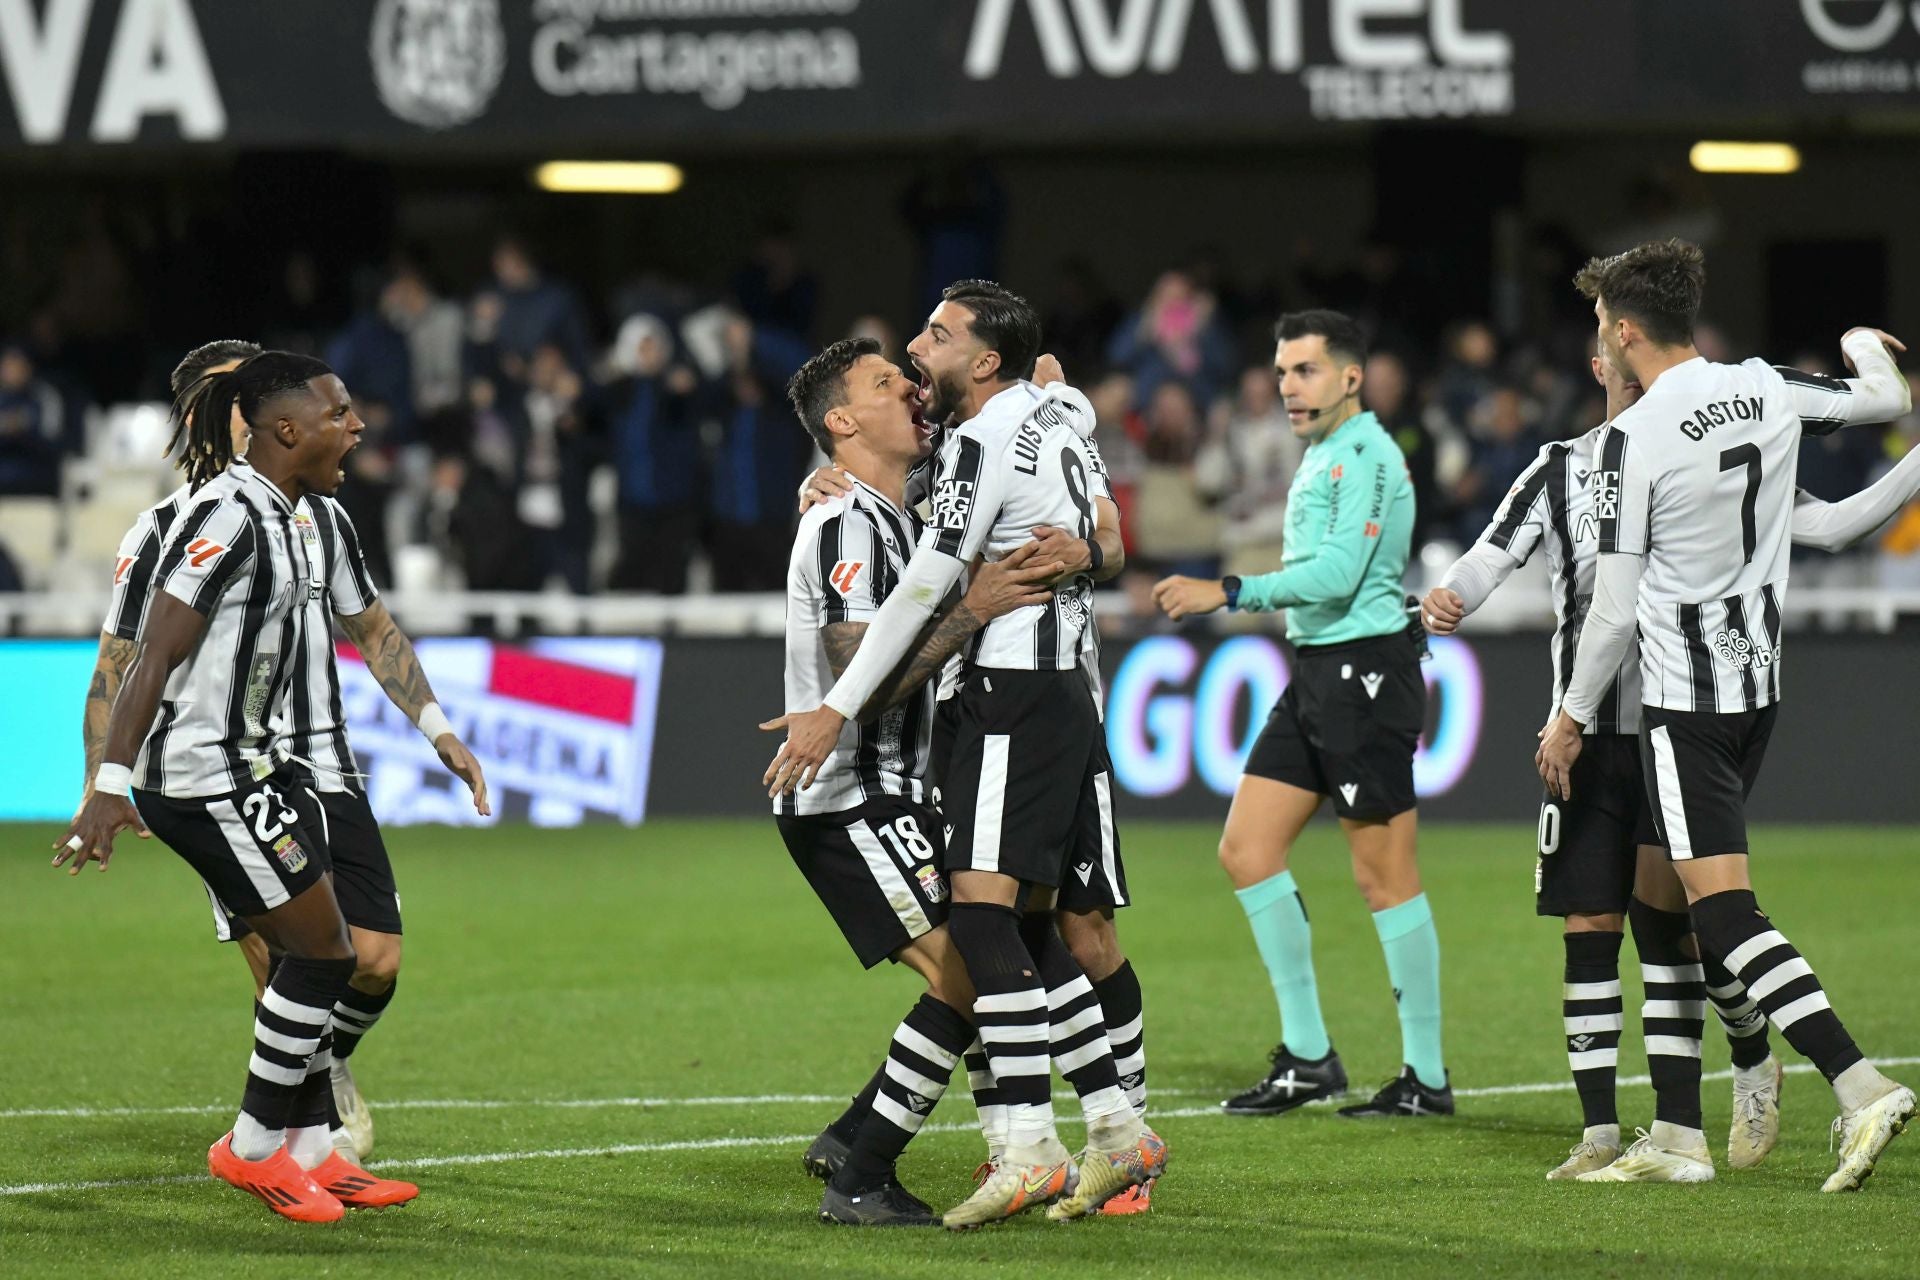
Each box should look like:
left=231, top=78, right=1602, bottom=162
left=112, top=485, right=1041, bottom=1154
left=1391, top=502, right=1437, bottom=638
left=1152, top=309, right=1448, bottom=1120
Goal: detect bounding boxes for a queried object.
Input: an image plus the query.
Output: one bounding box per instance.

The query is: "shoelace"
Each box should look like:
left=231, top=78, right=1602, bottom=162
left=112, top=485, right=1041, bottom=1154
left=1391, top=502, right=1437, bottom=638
left=1829, top=1114, right=1846, bottom=1155
left=1621, top=1127, right=1657, bottom=1157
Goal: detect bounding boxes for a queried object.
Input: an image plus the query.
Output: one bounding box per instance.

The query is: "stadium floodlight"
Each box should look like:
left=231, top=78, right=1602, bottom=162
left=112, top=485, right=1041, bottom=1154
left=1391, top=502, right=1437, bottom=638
left=1688, top=142, right=1801, bottom=175
left=533, top=161, right=684, bottom=194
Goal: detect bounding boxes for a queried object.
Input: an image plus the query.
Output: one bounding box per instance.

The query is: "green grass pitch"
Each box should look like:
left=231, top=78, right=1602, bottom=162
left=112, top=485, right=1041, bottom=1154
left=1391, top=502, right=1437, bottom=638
left=2, top=819, right=1916, bottom=1277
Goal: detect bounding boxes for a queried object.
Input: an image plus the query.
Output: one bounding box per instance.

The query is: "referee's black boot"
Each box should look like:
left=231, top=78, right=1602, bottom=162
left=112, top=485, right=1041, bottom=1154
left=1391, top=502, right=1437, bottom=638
left=1222, top=1045, right=1348, bottom=1116
left=819, top=1178, right=939, bottom=1227
left=1337, top=1065, right=1455, bottom=1119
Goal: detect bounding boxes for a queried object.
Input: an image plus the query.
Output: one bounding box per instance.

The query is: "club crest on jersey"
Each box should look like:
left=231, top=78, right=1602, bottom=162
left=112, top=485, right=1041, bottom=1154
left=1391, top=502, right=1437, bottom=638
left=272, top=834, right=308, bottom=874
left=916, top=864, right=948, bottom=903
left=827, top=560, right=865, bottom=597
left=933, top=478, right=974, bottom=530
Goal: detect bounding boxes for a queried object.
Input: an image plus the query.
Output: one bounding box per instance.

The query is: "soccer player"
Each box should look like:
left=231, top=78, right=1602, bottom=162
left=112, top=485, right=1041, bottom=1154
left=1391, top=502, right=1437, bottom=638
left=59, top=353, right=419, bottom=1222
left=1152, top=310, right=1445, bottom=1120
left=85, top=341, right=489, bottom=1165
left=1425, top=340, right=1920, bottom=1181
left=1537, top=239, right=1914, bottom=1191
left=765, top=281, right=1165, bottom=1227
left=776, top=335, right=1063, bottom=1225
left=799, top=355, right=1154, bottom=1214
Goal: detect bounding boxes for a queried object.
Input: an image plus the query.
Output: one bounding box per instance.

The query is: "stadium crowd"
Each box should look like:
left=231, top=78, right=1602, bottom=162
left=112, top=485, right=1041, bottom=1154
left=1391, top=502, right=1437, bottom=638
left=4, top=215, right=1918, bottom=601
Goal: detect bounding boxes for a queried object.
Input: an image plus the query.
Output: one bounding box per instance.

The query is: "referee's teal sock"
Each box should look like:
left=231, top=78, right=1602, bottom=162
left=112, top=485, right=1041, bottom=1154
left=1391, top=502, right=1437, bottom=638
left=1373, top=893, right=1446, bottom=1090
left=1235, top=871, right=1331, bottom=1060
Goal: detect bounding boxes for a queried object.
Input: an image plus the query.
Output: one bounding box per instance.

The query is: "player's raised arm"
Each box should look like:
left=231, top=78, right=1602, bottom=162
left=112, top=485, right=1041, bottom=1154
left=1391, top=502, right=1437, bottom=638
left=1426, top=444, right=1558, bottom=633
left=1777, top=328, right=1910, bottom=435
left=1790, top=439, right=1920, bottom=553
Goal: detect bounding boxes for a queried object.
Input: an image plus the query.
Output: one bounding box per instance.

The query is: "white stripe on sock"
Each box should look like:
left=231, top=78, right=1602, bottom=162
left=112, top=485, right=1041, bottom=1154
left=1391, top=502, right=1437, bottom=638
left=1564, top=981, right=1621, bottom=1000
left=1772, top=990, right=1832, bottom=1030
left=1645, top=1035, right=1703, bottom=1058
left=1749, top=957, right=1814, bottom=1003
left=1724, top=929, right=1789, bottom=976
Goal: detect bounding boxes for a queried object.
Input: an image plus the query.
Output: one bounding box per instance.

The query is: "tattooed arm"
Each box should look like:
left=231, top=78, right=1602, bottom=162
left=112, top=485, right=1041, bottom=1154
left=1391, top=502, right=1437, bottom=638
left=76, top=632, right=141, bottom=815
left=336, top=600, right=491, bottom=815
left=820, top=541, right=1061, bottom=720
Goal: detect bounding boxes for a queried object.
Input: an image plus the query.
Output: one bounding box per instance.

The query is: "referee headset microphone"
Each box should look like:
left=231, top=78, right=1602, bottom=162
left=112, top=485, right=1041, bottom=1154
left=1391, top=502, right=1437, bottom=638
left=1300, top=369, right=1361, bottom=422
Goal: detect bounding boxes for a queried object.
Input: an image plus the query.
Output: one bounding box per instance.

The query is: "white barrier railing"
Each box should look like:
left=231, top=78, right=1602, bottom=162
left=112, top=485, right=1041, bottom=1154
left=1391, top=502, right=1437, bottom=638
left=4, top=587, right=1917, bottom=639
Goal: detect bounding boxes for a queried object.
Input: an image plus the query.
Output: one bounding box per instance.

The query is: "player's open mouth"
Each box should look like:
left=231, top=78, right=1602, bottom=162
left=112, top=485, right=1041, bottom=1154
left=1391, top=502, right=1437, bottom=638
left=911, top=371, right=933, bottom=436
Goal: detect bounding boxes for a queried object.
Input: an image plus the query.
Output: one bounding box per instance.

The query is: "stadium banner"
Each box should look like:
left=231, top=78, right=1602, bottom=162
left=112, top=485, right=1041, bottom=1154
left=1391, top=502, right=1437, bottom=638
left=3, top=0, right=1918, bottom=151
left=2, top=627, right=1914, bottom=824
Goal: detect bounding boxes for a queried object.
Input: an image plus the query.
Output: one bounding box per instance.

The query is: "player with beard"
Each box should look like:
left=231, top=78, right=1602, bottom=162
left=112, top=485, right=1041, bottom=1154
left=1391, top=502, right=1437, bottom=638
left=59, top=353, right=426, bottom=1222
left=83, top=341, right=489, bottom=1170
left=766, top=281, right=1165, bottom=1227
left=1426, top=339, right=1920, bottom=1181
left=1537, top=240, right=1913, bottom=1191
left=797, top=354, right=1155, bottom=1213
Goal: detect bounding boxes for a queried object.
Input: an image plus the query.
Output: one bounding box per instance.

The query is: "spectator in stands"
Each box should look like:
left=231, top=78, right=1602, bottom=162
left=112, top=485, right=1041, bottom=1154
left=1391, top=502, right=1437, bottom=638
left=421, top=450, right=539, bottom=592
left=1363, top=349, right=1442, bottom=550
left=383, top=263, right=465, bottom=419
left=480, top=236, right=591, bottom=382
left=1106, top=269, right=1238, bottom=413
left=334, top=401, right=399, bottom=589
left=606, top=314, right=703, bottom=594
left=0, top=343, right=65, bottom=496
left=1195, top=364, right=1297, bottom=575
left=705, top=313, right=812, bottom=591
left=730, top=223, right=818, bottom=339
left=513, top=342, right=600, bottom=594
left=1434, top=318, right=1499, bottom=429
left=326, top=270, right=415, bottom=437
left=1453, top=382, right=1542, bottom=539
left=1124, top=380, right=1222, bottom=580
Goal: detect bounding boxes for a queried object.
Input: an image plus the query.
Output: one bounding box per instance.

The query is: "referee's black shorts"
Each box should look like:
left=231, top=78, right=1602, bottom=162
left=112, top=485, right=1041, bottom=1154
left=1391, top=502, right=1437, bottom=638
left=137, top=769, right=331, bottom=923
left=1640, top=704, right=1777, bottom=861
left=777, top=796, right=949, bottom=969
left=930, top=687, right=1127, bottom=911
left=1535, top=733, right=1658, bottom=917
left=1243, top=631, right=1425, bottom=821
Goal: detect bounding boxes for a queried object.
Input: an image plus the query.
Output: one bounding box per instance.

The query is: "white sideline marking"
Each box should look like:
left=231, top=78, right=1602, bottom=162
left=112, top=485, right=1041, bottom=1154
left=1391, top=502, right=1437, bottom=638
left=5, top=1057, right=1917, bottom=1198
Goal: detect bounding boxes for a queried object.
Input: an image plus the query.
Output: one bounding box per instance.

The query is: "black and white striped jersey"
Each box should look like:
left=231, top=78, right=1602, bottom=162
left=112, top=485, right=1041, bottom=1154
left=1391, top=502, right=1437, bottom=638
left=1480, top=426, right=1640, bottom=735
left=927, top=382, right=1108, bottom=672
left=107, top=485, right=379, bottom=794
left=1596, top=355, right=1897, bottom=714
left=780, top=477, right=935, bottom=818
left=131, top=463, right=315, bottom=798
left=283, top=497, right=378, bottom=792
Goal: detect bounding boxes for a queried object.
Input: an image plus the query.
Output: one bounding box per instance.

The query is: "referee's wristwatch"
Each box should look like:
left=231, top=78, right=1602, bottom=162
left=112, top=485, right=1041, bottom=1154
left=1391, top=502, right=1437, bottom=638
left=1221, top=575, right=1242, bottom=612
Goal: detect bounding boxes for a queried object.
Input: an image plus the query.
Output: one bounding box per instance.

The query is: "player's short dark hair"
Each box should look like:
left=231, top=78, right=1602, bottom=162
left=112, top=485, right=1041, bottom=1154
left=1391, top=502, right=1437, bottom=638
left=169, top=339, right=262, bottom=400
left=171, top=350, right=333, bottom=490
left=1273, top=309, right=1369, bottom=368
left=1574, top=239, right=1706, bottom=348
left=941, top=279, right=1042, bottom=381
left=786, top=337, right=883, bottom=458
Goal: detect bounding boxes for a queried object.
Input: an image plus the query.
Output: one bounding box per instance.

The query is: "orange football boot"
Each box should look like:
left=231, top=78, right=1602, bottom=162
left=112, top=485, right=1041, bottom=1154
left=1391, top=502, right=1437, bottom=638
left=207, top=1133, right=343, bottom=1223
left=309, top=1152, right=420, bottom=1208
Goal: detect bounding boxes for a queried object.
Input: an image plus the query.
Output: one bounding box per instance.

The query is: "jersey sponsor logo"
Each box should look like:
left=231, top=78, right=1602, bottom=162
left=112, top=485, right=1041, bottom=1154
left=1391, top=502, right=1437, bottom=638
left=933, top=477, right=974, bottom=530
left=827, top=560, right=865, bottom=597
left=1713, top=626, right=1778, bottom=670
left=1330, top=464, right=1345, bottom=480
left=1593, top=469, right=1620, bottom=520
left=1364, top=520, right=1381, bottom=538
left=114, top=556, right=135, bottom=585
left=186, top=537, right=226, bottom=568
left=272, top=833, right=308, bottom=875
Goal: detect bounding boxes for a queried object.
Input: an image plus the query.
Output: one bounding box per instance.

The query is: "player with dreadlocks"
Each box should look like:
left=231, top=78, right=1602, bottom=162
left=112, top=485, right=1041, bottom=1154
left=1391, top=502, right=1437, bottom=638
left=61, top=350, right=483, bottom=1222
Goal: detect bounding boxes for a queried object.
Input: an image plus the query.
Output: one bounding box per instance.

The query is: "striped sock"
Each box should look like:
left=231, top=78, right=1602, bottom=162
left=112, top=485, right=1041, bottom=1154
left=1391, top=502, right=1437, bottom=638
left=964, top=1039, right=1008, bottom=1164
left=832, top=995, right=969, bottom=1193
left=1022, top=913, right=1132, bottom=1128
left=948, top=903, right=1055, bottom=1150
left=1629, top=898, right=1705, bottom=1134
left=1095, top=961, right=1146, bottom=1115
left=1562, top=930, right=1624, bottom=1130
left=285, top=1025, right=336, bottom=1170
left=1702, top=951, right=1772, bottom=1069
left=233, top=955, right=356, bottom=1160
left=1691, top=890, right=1863, bottom=1086
left=331, top=980, right=395, bottom=1061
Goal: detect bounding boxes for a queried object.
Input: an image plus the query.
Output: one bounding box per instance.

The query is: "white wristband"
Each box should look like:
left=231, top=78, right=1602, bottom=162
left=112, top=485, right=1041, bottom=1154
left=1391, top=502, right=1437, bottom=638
left=416, top=702, right=455, bottom=744
left=94, top=763, right=134, bottom=797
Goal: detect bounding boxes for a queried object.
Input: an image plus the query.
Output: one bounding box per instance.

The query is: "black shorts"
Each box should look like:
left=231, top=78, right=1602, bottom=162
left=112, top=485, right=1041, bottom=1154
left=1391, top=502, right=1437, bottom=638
left=1243, top=631, right=1424, bottom=821
left=1640, top=704, right=1777, bottom=861
left=136, top=770, right=331, bottom=922
left=938, top=668, right=1112, bottom=892
left=1535, top=734, right=1659, bottom=917
left=930, top=690, right=1127, bottom=911
left=778, top=796, right=950, bottom=969
left=195, top=784, right=403, bottom=942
